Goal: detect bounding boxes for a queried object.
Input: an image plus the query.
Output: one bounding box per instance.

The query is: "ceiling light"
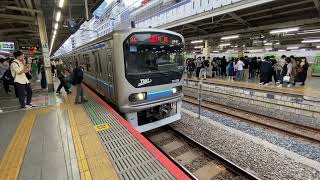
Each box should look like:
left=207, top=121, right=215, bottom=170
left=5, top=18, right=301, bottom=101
left=278, top=49, right=286, bottom=52
left=194, top=46, right=204, bottom=49
left=53, top=30, right=57, bottom=35
left=56, top=11, right=61, bottom=22
left=219, top=43, right=231, bottom=47
left=264, top=43, right=272, bottom=46
left=265, top=48, right=272, bottom=51
left=58, top=0, right=64, bottom=8
left=287, top=47, right=299, bottom=50
left=54, top=23, right=58, bottom=30
left=276, top=42, right=280, bottom=45
left=317, top=46, right=320, bottom=48
left=302, top=39, right=320, bottom=43
left=248, top=49, right=263, bottom=53
left=191, top=40, right=203, bottom=44
left=270, top=27, right=299, bottom=34
left=212, top=51, right=219, bottom=53
left=221, top=35, right=239, bottom=40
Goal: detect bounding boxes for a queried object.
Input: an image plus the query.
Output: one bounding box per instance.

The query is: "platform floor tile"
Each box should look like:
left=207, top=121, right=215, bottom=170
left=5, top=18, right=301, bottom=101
left=82, top=94, right=176, bottom=180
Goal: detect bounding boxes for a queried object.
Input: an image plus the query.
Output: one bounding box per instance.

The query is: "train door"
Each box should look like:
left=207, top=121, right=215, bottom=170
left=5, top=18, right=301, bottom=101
left=97, top=49, right=109, bottom=97
left=92, top=51, right=102, bottom=94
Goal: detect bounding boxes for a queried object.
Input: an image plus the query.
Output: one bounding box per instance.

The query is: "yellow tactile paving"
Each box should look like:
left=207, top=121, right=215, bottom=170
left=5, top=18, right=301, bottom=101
left=65, top=95, right=119, bottom=180
left=0, top=110, right=37, bottom=180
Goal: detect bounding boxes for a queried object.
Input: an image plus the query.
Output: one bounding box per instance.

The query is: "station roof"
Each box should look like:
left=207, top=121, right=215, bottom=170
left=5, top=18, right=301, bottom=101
left=163, top=0, right=320, bottom=50
left=0, top=0, right=101, bottom=53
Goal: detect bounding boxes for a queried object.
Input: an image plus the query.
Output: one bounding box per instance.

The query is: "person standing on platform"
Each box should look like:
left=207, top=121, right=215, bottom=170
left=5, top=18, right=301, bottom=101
left=235, top=57, right=245, bottom=81
left=186, top=58, right=195, bottom=78
left=243, top=56, right=250, bottom=81
left=220, top=56, right=227, bottom=77
left=202, top=57, right=210, bottom=80
left=270, top=56, right=278, bottom=84
left=259, top=57, right=272, bottom=85
left=278, top=58, right=292, bottom=87
left=211, top=58, right=218, bottom=78
left=31, top=58, right=39, bottom=81
left=11, top=51, right=33, bottom=108
left=227, top=59, right=235, bottom=81
left=295, top=58, right=309, bottom=86
left=195, top=57, right=202, bottom=79
left=289, top=56, right=297, bottom=87
left=56, top=59, right=71, bottom=94
left=72, top=63, right=87, bottom=104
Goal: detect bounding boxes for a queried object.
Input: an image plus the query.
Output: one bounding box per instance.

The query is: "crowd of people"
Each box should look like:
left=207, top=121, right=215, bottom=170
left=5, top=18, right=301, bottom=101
left=0, top=50, right=87, bottom=111
left=186, top=55, right=309, bottom=87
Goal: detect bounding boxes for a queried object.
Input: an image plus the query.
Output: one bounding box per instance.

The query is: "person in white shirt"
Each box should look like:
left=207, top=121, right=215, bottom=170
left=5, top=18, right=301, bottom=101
left=11, top=51, right=33, bottom=108
left=235, top=57, right=245, bottom=81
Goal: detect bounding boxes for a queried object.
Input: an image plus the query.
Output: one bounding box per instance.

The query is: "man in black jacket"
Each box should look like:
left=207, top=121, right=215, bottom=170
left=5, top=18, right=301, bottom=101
left=73, top=63, right=87, bottom=104
left=56, top=59, right=71, bottom=94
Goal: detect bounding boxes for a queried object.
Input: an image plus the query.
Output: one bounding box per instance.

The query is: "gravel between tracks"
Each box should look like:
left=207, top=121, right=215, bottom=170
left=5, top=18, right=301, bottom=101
left=182, top=102, right=320, bottom=162
left=171, top=111, right=320, bottom=179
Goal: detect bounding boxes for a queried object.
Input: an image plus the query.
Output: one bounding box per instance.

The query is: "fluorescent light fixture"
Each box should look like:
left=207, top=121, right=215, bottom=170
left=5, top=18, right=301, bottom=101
left=58, top=0, right=64, bottom=8
left=54, top=23, right=58, bottom=30
left=299, top=49, right=306, bottom=51
left=191, top=40, right=203, bottom=44
left=275, top=42, right=280, bottom=45
left=194, top=46, right=204, bottom=49
left=317, top=46, right=320, bottom=48
left=302, top=39, right=320, bottom=43
left=263, top=40, right=267, bottom=43
left=278, top=49, right=286, bottom=52
left=287, top=46, right=299, bottom=50
left=265, top=48, right=272, bottom=51
left=270, top=27, right=299, bottom=34
left=234, top=45, right=238, bottom=48
left=264, top=43, right=273, bottom=46
left=56, top=11, right=61, bottom=22
left=221, top=35, right=239, bottom=40
left=212, top=51, right=219, bottom=53
left=53, top=30, right=57, bottom=35
left=297, top=29, right=320, bottom=35
left=248, top=49, right=263, bottom=53
left=219, top=43, right=231, bottom=47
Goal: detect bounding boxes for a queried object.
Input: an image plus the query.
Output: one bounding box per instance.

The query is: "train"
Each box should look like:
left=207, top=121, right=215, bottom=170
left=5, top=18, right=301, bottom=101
left=59, top=28, right=185, bottom=132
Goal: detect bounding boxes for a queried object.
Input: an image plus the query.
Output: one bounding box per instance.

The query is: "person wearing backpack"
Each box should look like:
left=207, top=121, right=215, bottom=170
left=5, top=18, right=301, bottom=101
left=11, top=51, right=33, bottom=108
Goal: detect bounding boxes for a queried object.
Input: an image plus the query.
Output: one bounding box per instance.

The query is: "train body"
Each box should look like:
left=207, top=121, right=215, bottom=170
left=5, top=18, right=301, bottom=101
left=59, top=28, right=185, bottom=132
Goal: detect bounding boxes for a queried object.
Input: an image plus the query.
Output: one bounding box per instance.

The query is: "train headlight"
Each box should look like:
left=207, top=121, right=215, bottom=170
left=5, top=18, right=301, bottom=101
left=172, top=86, right=182, bottom=94
left=129, top=92, right=147, bottom=102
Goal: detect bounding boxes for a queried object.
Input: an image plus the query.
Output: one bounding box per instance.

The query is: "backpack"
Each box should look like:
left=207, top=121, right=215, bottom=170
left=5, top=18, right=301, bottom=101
left=3, top=69, right=14, bottom=84
left=204, top=60, right=210, bottom=67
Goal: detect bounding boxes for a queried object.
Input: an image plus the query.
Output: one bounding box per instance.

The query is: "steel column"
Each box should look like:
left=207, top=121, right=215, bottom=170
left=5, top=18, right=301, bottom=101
left=37, top=14, right=54, bottom=92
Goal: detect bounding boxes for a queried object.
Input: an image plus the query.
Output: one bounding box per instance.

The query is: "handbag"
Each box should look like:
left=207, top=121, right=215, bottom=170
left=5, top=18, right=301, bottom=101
left=25, top=72, right=32, bottom=80
left=283, top=76, right=290, bottom=82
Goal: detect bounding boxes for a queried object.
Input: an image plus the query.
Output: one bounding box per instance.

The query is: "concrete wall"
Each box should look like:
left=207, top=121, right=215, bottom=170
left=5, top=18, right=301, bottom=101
left=183, top=79, right=320, bottom=129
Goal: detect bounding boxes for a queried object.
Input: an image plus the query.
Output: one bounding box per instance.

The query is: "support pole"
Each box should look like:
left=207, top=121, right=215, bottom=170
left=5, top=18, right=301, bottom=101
left=84, top=0, right=89, bottom=21
left=37, top=14, right=54, bottom=92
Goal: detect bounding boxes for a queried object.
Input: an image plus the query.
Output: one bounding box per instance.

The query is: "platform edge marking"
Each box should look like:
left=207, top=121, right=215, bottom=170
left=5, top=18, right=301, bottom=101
left=82, top=84, right=191, bottom=180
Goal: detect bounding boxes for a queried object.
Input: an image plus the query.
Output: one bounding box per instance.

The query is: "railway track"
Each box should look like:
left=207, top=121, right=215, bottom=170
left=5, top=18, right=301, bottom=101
left=183, top=95, right=320, bottom=143
left=144, top=127, right=260, bottom=180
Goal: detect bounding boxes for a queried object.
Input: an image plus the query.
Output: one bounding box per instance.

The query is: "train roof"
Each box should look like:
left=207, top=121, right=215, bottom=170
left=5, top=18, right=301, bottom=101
left=60, top=28, right=184, bottom=57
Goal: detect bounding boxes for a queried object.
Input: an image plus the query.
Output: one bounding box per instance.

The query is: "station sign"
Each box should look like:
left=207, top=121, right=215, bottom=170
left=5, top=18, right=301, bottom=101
left=0, top=42, right=15, bottom=51
left=19, top=46, right=40, bottom=52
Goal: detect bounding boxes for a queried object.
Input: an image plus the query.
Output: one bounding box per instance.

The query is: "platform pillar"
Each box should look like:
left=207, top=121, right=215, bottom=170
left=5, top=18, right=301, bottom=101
left=37, top=14, right=54, bottom=92
left=202, top=40, right=211, bottom=58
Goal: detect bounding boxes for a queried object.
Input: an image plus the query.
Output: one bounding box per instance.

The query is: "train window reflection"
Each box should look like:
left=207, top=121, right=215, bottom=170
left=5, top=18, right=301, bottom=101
left=124, top=38, right=184, bottom=75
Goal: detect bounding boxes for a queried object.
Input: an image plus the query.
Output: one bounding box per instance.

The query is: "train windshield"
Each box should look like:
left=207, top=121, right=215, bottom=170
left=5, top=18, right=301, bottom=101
left=124, top=33, right=184, bottom=75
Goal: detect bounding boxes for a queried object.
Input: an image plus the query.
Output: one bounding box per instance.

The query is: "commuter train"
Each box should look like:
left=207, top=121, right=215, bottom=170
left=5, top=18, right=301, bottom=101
left=59, top=29, right=185, bottom=132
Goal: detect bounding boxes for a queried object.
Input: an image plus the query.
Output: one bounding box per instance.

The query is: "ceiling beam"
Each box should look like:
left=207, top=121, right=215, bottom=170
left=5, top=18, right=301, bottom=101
left=184, top=24, right=208, bottom=34
left=0, top=13, right=36, bottom=21
left=5, top=6, right=42, bottom=14
left=186, top=18, right=320, bottom=40
left=228, top=12, right=252, bottom=27
left=0, top=27, right=35, bottom=33
left=314, top=0, right=320, bottom=16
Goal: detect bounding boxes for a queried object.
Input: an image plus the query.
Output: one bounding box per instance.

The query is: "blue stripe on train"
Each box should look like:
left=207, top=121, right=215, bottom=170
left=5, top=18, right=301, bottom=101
left=147, top=89, right=173, bottom=101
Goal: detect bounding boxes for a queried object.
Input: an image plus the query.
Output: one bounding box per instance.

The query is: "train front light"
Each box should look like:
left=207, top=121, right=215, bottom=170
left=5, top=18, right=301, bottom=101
left=172, top=86, right=182, bottom=94
left=129, top=92, right=147, bottom=102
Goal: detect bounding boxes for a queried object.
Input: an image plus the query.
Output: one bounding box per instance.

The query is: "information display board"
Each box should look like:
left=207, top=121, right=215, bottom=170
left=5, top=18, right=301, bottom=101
left=0, top=42, right=14, bottom=51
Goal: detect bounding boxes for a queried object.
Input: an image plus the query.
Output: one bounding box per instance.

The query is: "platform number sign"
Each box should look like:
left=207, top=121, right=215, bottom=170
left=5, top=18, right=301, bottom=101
left=94, top=123, right=110, bottom=131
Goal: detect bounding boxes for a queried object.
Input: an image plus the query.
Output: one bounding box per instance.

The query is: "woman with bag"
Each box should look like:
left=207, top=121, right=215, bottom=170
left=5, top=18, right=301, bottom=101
left=278, top=58, right=292, bottom=87
left=295, top=58, right=309, bottom=86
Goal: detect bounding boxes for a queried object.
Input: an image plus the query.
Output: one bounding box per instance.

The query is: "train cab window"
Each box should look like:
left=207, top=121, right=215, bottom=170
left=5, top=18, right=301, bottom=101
left=123, top=33, right=184, bottom=75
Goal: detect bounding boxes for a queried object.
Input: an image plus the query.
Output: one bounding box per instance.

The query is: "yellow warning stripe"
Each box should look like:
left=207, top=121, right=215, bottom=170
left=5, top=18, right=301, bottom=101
left=0, top=110, right=37, bottom=180
left=65, top=94, right=118, bottom=180
left=67, top=104, right=93, bottom=180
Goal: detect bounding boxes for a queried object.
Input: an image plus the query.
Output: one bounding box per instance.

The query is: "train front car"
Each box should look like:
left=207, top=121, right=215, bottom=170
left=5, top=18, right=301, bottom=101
left=115, top=29, right=184, bottom=132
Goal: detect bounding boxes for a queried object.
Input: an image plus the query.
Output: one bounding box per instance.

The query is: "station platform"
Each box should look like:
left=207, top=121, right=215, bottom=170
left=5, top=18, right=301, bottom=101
left=0, top=82, right=190, bottom=180
left=184, top=76, right=320, bottom=98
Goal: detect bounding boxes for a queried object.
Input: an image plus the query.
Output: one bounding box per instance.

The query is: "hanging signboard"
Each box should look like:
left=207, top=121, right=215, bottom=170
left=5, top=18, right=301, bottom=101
left=0, top=42, right=14, bottom=51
